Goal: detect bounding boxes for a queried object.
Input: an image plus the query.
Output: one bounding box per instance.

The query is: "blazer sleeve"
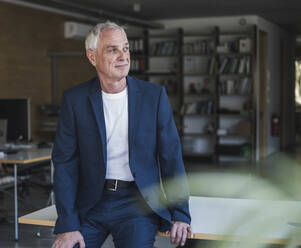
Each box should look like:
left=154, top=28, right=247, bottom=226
left=157, top=87, right=191, bottom=225
left=52, top=92, right=81, bottom=234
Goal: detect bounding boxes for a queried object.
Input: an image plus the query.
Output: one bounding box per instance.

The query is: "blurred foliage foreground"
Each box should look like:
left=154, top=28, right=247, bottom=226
left=158, top=153, right=301, bottom=247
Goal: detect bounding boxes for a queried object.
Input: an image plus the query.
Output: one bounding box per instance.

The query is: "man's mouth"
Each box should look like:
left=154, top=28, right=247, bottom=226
left=115, top=64, right=128, bottom=68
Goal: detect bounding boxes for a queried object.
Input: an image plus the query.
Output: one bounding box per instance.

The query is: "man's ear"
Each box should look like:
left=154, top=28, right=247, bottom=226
left=86, top=49, right=96, bottom=67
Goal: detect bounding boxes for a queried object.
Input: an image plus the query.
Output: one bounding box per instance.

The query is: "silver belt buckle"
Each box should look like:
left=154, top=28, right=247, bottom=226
left=108, top=180, right=118, bottom=191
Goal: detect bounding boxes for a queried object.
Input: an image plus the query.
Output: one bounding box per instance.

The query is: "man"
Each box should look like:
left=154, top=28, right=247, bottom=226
left=52, top=21, right=192, bottom=248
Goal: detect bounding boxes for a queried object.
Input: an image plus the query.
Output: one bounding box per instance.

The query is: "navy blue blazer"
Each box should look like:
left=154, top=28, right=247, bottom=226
left=52, top=76, right=191, bottom=234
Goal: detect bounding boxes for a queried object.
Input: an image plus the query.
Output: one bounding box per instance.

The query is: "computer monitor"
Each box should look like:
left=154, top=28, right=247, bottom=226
left=0, top=99, right=31, bottom=142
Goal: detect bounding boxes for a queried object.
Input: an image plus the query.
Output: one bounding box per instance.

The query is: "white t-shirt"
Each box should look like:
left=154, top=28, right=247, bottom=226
left=102, top=87, right=134, bottom=181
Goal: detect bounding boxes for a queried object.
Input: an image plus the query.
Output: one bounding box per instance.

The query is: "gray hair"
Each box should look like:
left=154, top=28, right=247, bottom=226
left=85, top=21, right=126, bottom=51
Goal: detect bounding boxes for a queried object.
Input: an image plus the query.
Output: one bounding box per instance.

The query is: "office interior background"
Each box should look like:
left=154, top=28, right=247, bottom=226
left=0, top=0, right=301, bottom=247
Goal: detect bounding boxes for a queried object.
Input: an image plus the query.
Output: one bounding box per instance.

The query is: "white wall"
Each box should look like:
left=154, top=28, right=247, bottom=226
left=255, top=17, right=295, bottom=156
left=157, top=15, right=258, bottom=33
left=255, top=17, right=281, bottom=156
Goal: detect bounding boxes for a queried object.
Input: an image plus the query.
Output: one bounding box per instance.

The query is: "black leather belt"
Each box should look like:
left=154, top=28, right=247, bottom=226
left=104, top=179, right=135, bottom=191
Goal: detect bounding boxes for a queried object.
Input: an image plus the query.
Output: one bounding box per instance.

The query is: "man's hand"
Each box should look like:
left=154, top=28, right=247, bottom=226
left=51, top=230, right=85, bottom=248
left=168, top=221, right=193, bottom=247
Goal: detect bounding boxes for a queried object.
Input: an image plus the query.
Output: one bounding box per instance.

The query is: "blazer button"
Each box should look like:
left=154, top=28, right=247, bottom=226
left=132, top=172, right=136, bottom=178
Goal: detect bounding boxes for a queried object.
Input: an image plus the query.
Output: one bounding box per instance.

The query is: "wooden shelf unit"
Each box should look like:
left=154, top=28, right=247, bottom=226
left=129, top=25, right=257, bottom=164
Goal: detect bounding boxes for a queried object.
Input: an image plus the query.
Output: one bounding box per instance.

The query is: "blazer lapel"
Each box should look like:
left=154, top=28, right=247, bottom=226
left=88, top=78, right=107, bottom=165
left=127, top=76, right=142, bottom=160
left=87, top=76, right=141, bottom=166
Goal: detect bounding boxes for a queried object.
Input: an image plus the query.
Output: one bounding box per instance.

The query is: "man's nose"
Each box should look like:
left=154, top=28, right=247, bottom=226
left=117, top=50, right=127, bottom=60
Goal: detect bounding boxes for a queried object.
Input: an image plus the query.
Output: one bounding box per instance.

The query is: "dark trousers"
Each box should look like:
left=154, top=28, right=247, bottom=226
left=75, top=183, right=159, bottom=248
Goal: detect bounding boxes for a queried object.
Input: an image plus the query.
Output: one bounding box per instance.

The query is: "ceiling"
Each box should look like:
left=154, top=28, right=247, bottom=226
left=11, top=0, right=301, bottom=33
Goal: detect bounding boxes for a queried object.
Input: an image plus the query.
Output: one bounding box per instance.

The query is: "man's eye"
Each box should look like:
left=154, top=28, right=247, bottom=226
left=123, top=47, right=129, bottom=52
left=108, top=48, right=117, bottom=53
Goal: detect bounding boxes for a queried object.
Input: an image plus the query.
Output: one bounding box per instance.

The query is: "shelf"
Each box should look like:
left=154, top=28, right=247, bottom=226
left=183, top=33, right=213, bottom=37
left=182, top=53, right=215, bottom=57
left=217, top=143, right=251, bottom=159
left=218, top=153, right=251, bottom=157
left=149, top=34, right=179, bottom=39
left=219, top=94, right=251, bottom=97
left=218, top=157, right=252, bottom=164
left=218, top=134, right=251, bottom=139
left=142, top=27, right=255, bottom=165
left=183, top=133, right=214, bottom=137
left=131, top=54, right=146, bottom=58
left=183, top=113, right=214, bottom=117
left=218, top=52, right=252, bottom=57
left=218, top=155, right=251, bottom=161
left=219, top=113, right=250, bottom=118
left=219, top=32, right=253, bottom=37
left=219, top=74, right=252, bottom=78
left=149, top=55, right=179, bottom=58
left=183, top=153, right=214, bottom=158
left=184, top=93, right=213, bottom=98
left=145, top=72, right=180, bottom=76
left=184, top=73, right=216, bottom=77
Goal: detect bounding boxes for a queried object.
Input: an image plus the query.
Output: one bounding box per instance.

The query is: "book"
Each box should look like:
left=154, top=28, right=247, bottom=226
left=246, top=56, right=251, bottom=74
left=168, top=41, right=175, bottom=55
left=226, top=80, right=235, bottom=94
left=219, top=57, right=229, bottom=73
left=240, top=78, right=250, bottom=94
left=158, top=42, right=165, bottom=55
left=224, top=58, right=233, bottom=74
left=163, top=41, right=170, bottom=55
left=231, top=58, right=239, bottom=74
left=239, top=38, right=252, bottom=53
left=138, top=39, right=144, bottom=53
left=209, top=57, right=216, bottom=75
left=238, top=57, right=246, bottom=74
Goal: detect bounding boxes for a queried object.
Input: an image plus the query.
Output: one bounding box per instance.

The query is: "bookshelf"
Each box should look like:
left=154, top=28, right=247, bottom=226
left=181, top=28, right=218, bottom=161
left=129, top=30, right=148, bottom=80
left=146, top=29, right=183, bottom=128
left=216, top=26, right=256, bottom=164
left=129, top=25, right=257, bottom=165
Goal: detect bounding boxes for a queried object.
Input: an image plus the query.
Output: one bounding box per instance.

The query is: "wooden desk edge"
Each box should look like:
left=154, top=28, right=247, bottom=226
left=0, top=155, right=51, bottom=164
left=17, top=218, right=295, bottom=244
left=157, top=232, right=293, bottom=244
left=18, top=217, right=55, bottom=227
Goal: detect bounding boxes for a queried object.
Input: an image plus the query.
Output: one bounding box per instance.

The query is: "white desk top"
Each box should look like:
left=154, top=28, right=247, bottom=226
left=0, top=148, right=52, bottom=164
left=19, top=196, right=301, bottom=244
left=19, top=205, right=57, bottom=226
left=189, top=196, right=301, bottom=243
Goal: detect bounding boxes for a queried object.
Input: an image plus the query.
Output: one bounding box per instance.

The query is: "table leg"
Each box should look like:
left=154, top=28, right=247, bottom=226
left=14, top=164, right=18, bottom=241
left=46, top=161, right=55, bottom=206
left=50, top=160, right=54, bottom=205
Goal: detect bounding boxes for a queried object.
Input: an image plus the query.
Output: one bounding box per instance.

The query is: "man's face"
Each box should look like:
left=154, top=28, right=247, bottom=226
left=88, top=28, right=130, bottom=83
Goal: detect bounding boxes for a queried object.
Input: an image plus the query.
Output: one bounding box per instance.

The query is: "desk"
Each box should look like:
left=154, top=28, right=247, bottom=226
left=19, top=196, right=301, bottom=245
left=0, top=148, right=52, bottom=240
